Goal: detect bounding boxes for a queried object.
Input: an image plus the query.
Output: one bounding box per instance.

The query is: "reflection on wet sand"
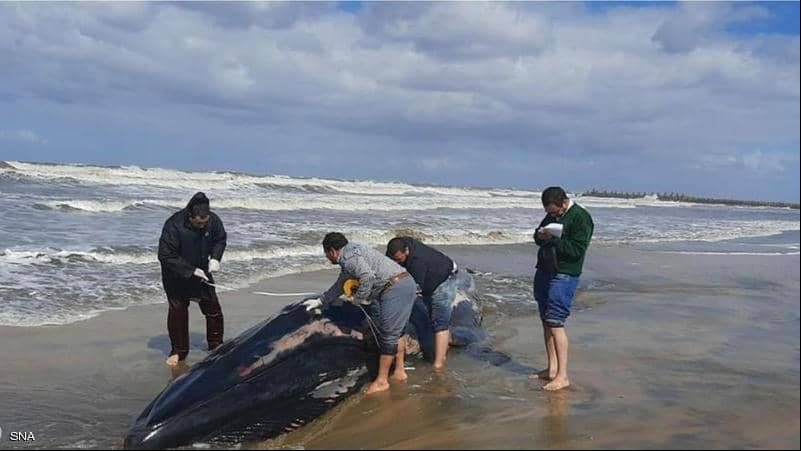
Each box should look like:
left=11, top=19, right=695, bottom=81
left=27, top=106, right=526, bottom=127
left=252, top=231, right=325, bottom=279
left=542, top=390, right=570, bottom=448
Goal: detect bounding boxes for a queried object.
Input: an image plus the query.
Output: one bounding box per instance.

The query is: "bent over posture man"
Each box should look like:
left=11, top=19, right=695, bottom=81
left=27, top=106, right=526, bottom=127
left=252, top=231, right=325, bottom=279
left=386, top=236, right=460, bottom=369
left=317, top=232, right=416, bottom=394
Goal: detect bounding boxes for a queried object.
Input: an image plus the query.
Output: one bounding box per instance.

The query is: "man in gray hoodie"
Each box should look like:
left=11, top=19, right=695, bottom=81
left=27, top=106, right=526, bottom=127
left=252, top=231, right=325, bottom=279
left=314, top=232, right=416, bottom=394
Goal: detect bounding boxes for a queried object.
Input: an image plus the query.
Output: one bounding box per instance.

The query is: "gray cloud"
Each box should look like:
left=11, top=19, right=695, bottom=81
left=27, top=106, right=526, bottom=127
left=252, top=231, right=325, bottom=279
left=0, top=2, right=797, bottom=200
left=358, top=2, right=553, bottom=61
left=170, top=1, right=337, bottom=29
left=652, top=2, right=769, bottom=53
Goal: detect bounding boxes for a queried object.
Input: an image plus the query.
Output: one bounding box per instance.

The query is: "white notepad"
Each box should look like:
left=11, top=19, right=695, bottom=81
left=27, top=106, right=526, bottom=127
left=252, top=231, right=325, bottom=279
left=541, top=223, right=563, bottom=238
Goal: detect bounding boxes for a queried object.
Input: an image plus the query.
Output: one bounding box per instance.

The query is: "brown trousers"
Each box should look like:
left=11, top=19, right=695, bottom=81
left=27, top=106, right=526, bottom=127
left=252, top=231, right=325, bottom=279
left=167, top=294, right=224, bottom=360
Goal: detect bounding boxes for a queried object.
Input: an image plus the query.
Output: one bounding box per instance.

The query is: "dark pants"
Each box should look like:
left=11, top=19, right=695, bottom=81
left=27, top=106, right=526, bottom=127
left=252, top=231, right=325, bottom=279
left=167, top=294, right=224, bottom=360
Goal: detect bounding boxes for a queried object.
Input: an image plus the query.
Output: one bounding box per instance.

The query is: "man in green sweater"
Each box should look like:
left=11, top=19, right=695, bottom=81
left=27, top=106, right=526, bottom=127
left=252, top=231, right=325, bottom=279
left=530, top=186, right=594, bottom=391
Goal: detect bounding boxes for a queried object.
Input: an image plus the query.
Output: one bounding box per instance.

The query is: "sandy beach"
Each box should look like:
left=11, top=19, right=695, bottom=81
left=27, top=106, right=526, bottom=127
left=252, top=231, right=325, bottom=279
left=0, top=243, right=798, bottom=449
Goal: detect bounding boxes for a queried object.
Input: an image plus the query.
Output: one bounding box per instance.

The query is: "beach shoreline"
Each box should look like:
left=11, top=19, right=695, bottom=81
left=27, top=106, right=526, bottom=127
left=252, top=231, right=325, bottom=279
left=0, top=243, right=798, bottom=449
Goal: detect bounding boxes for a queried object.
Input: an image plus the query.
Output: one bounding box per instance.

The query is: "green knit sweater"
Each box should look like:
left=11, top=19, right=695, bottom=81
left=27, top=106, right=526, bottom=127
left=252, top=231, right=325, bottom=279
left=535, top=202, right=594, bottom=276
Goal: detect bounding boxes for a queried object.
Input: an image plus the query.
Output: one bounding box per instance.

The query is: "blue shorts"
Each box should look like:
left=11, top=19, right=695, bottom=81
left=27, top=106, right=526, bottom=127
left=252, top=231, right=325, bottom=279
left=533, top=270, right=579, bottom=327
left=422, top=273, right=458, bottom=333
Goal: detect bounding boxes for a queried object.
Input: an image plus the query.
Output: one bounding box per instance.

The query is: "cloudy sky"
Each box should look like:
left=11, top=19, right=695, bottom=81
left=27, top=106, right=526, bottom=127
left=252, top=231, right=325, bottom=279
left=0, top=1, right=798, bottom=201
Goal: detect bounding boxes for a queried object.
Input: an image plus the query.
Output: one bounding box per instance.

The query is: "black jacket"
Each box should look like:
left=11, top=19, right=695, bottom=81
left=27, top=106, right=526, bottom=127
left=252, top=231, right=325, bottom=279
left=534, top=215, right=559, bottom=273
left=158, top=192, right=227, bottom=299
left=390, top=237, right=454, bottom=297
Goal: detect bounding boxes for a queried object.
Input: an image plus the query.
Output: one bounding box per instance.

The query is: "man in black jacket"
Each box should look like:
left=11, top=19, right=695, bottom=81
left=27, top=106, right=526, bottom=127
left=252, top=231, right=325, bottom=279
left=158, top=192, right=227, bottom=366
left=386, top=236, right=460, bottom=369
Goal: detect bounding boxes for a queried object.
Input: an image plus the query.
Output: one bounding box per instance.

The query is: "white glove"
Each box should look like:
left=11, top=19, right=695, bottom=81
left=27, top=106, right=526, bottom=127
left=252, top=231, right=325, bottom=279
left=302, top=297, right=323, bottom=315
left=193, top=268, right=209, bottom=282
left=208, top=258, right=221, bottom=273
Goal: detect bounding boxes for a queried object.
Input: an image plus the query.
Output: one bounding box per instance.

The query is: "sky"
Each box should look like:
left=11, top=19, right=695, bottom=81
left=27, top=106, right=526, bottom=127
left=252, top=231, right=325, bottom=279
left=0, top=1, right=798, bottom=202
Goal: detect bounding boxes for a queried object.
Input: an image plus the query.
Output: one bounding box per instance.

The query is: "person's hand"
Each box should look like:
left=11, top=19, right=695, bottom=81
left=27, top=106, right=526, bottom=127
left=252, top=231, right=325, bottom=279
left=208, top=258, right=221, bottom=273
left=302, top=297, right=323, bottom=315
left=193, top=268, right=209, bottom=282
left=537, top=228, right=553, bottom=240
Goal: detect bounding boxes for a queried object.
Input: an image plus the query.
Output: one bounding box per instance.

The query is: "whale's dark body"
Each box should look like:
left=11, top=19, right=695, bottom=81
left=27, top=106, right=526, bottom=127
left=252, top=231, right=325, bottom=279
left=124, top=275, right=527, bottom=449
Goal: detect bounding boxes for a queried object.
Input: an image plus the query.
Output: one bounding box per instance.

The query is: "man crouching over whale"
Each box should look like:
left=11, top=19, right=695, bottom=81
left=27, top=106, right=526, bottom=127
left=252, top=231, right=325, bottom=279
left=306, top=232, right=416, bottom=394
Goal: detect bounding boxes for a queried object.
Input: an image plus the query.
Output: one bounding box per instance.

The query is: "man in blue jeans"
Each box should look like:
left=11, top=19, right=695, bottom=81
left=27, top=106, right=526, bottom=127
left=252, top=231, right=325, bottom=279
left=532, top=187, right=594, bottom=391
left=387, top=236, right=460, bottom=369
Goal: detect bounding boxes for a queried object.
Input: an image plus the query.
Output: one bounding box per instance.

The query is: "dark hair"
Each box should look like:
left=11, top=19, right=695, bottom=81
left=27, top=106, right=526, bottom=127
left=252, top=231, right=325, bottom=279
left=322, top=232, right=348, bottom=251
left=386, top=237, right=409, bottom=256
left=186, top=191, right=210, bottom=218
left=190, top=203, right=210, bottom=218
left=541, top=186, right=568, bottom=207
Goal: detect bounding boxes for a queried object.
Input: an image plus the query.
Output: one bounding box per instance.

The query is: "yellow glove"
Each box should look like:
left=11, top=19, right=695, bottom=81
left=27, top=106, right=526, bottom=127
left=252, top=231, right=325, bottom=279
left=343, top=278, right=360, bottom=298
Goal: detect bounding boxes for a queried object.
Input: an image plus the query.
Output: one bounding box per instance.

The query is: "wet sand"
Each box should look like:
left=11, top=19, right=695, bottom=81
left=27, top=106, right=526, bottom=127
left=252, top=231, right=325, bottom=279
left=0, top=244, right=798, bottom=449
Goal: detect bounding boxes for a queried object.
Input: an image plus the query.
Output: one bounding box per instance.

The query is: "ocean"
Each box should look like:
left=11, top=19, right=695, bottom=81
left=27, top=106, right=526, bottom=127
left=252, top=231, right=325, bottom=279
left=1, top=160, right=798, bottom=327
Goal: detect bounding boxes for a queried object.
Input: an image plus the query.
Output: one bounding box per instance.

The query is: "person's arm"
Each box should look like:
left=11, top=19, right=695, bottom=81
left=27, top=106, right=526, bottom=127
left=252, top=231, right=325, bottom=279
left=554, top=217, right=593, bottom=263
left=322, top=270, right=349, bottom=305
left=345, top=255, right=376, bottom=304
left=533, top=217, right=550, bottom=246
left=209, top=214, right=227, bottom=262
left=157, top=222, right=195, bottom=278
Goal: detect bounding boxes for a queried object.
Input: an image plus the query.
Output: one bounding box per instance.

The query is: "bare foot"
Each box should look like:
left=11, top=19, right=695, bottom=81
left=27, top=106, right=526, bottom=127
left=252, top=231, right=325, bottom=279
left=169, top=361, right=189, bottom=380
left=391, top=369, right=408, bottom=382
left=165, top=354, right=180, bottom=367
left=433, top=361, right=447, bottom=371
left=529, top=369, right=556, bottom=381
left=365, top=379, right=390, bottom=394
left=543, top=377, right=570, bottom=391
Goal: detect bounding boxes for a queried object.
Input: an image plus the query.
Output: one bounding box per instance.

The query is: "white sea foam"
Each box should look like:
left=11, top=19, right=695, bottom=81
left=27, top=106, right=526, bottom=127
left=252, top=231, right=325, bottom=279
left=598, top=219, right=799, bottom=244
left=7, top=161, right=798, bottom=212
left=0, top=258, right=335, bottom=327
left=3, top=160, right=798, bottom=328
left=37, top=193, right=697, bottom=213
left=0, top=304, right=136, bottom=328
left=659, top=251, right=800, bottom=256
left=0, top=245, right=323, bottom=266
left=38, top=196, right=536, bottom=212
left=2, top=218, right=798, bottom=269
left=41, top=199, right=161, bottom=212
left=3, top=161, right=529, bottom=198
left=5, top=161, right=737, bottom=211
left=0, top=230, right=528, bottom=268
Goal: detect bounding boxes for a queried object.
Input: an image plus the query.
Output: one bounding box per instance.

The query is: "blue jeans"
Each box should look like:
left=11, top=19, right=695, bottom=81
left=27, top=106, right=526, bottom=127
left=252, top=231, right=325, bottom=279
left=422, top=273, right=458, bottom=333
left=533, top=270, right=579, bottom=327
